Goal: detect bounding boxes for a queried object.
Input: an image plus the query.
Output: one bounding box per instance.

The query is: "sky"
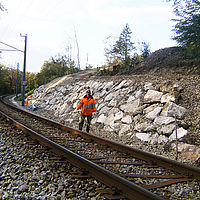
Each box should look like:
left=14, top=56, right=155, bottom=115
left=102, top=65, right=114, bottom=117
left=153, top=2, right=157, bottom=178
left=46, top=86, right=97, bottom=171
left=0, top=0, right=176, bottom=73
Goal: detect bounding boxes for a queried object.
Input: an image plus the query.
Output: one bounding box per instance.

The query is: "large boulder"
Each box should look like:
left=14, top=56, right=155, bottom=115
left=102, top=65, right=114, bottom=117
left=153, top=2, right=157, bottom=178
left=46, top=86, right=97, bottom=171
left=161, top=102, right=186, bottom=119
left=144, top=90, right=163, bottom=103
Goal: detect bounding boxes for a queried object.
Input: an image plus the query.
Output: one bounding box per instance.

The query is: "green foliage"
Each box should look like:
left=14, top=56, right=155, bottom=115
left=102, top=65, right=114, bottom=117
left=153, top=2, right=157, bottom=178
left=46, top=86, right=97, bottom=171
left=14, top=96, right=21, bottom=101
left=13, top=88, right=35, bottom=102
left=0, top=48, right=80, bottom=96
left=103, top=24, right=152, bottom=74
left=139, top=42, right=151, bottom=59
left=130, top=53, right=143, bottom=66
left=107, top=24, right=135, bottom=65
left=0, top=64, right=38, bottom=96
left=38, top=55, right=79, bottom=85
left=13, top=89, right=35, bottom=101
left=172, top=0, right=200, bottom=60
left=0, top=65, right=21, bottom=95
left=85, top=64, right=93, bottom=70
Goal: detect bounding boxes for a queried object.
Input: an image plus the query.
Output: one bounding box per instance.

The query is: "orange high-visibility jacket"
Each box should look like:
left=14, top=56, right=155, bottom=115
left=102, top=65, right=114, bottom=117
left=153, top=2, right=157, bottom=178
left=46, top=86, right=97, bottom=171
left=25, top=94, right=29, bottom=105
left=77, top=96, right=96, bottom=116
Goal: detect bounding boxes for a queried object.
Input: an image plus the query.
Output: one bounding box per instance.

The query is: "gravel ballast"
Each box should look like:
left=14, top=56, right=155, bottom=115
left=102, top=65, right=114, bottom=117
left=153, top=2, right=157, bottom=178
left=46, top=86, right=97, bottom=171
left=0, top=117, right=106, bottom=200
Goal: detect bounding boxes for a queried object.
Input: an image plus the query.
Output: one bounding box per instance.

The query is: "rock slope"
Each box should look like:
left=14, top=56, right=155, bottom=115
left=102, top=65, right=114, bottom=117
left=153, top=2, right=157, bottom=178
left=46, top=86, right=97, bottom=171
left=29, top=71, right=200, bottom=164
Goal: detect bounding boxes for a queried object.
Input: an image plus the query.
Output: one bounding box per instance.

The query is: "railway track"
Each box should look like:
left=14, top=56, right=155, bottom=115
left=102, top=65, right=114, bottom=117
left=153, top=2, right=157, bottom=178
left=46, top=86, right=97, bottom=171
left=0, top=96, right=200, bottom=200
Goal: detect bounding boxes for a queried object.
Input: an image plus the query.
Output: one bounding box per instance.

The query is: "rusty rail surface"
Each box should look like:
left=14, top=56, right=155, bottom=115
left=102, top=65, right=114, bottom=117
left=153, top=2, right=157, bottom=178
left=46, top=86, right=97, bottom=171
left=4, top=97, right=200, bottom=178
left=0, top=97, right=164, bottom=200
left=1, top=96, right=200, bottom=199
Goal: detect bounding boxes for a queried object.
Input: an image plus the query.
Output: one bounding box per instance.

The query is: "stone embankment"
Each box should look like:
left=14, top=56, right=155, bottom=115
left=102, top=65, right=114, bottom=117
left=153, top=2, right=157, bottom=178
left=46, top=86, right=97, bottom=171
left=29, top=73, right=200, bottom=164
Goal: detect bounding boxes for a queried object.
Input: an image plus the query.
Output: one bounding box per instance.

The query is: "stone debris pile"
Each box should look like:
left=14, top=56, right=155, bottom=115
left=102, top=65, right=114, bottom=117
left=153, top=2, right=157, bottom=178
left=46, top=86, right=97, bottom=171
left=30, top=77, right=200, bottom=162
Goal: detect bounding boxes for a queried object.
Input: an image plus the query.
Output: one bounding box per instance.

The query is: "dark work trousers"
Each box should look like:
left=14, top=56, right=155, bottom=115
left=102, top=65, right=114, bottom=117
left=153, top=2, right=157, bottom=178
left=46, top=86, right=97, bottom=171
left=79, top=115, right=92, bottom=133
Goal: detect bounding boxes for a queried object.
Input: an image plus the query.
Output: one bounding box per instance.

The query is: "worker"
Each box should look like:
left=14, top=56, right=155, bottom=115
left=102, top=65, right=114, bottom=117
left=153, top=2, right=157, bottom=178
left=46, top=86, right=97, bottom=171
left=77, top=90, right=96, bottom=133
left=25, top=94, right=29, bottom=105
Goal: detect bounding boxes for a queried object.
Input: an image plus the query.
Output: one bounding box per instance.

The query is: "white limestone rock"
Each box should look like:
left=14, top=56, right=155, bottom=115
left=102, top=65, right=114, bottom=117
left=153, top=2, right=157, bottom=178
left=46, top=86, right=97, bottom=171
left=104, top=125, right=114, bottom=132
left=108, top=108, right=120, bottom=115
left=119, top=124, right=131, bottom=136
left=93, top=92, right=101, bottom=100
left=121, top=115, right=132, bottom=124
left=157, top=135, right=169, bottom=143
left=135, top=89, right=143, bottom=98
left=59, top=103, right=73, bottom=115
left=115, top=80, right=127, bottom=90
left=144, top=104, right=161, bottom=114
left=103, top=81, right=114, bottom=91
left=171, top=142, right=200, bottom=162
left=169, top=127, right=188, bottom=141
left=104, top=114, right=115, bottom=126
left=114, top=111, right=124, bottom=121
left=110, top=123, right=121, bottom=133
left=127, top=132, right=133, bottom=136
left=144, top=82, right=153, bottom=91
left=120, top=98, right=140, bottom=113
left=135, top=122, right=156, bottom=132
left=105, top=91, right=120, bottom=102
left=161, top=102, right=186, bottom=119
left=73, top=100, right=79, bottom=109
left=127, top=95, right=136, bottom=103
left=49, top=98, right=57, bottom=105
left=108, top=99, right=118, bottom=107
left=157, top=124, right=176, bottom=136
left=145, top=107, right=162, bottom=120
left=100, top=90, right=108, bottom=97
left=99, top=106, right=111, bottom=115
left=136, top=132, right=151, bottom=142
left=144, top=90, right=163, bottom=103
left=150, top=133, right=159, bottom=144
left=91, top=117, right=97, bottom=125
left=161, top=93, right=176, bottom=103
left=154, top=116, right=175, bottom=126
left=97, top=114, right=107, bottom=124
left=97, top=102, right=106, bottom=111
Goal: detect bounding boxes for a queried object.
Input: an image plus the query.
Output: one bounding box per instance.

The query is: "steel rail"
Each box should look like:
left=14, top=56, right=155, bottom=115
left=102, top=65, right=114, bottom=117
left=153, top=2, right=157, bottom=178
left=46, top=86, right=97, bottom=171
left=0, top=109, right=164, bottom=200
left=1, top=97, right=200, bottom=178
left=8, top=105, right=200, bottom=178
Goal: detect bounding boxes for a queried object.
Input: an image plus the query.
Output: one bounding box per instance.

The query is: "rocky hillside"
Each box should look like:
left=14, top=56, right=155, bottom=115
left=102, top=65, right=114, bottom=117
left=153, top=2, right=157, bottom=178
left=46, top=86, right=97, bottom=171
left=28, top=48, right=200, bottom=165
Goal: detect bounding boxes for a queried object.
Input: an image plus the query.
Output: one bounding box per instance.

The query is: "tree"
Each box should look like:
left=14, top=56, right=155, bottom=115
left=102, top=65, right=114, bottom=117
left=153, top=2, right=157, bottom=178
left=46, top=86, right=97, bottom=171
left=111, top=24, right=135, bottom=65
left=0, top=65, right=23, bottom=95
left=38, top=54, right=78, bottom=85
left=0, top=2, right=6, bottom=12
left=139, top=42, right=151, bottom=59
left=170, top=0, right=200, bottom=59
left=26, top=72, right=38, bottom=92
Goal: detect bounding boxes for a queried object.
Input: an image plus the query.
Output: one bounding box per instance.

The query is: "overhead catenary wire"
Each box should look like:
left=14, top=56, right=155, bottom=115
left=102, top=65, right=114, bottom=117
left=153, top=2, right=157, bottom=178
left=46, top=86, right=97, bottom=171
left=0, top=0, right=24, bottom=40
left=0, top=0, right=35, bottom=40
left=0, top=40, right=23, bottom=52
left=1, top=0, right=74, bottom=72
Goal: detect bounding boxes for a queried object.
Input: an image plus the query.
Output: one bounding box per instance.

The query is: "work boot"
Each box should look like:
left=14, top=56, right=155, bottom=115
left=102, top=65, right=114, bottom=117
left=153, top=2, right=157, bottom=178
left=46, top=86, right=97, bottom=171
left=86, top=126, right=90, bottom=133
left=79, top=123, right=83, bottom=131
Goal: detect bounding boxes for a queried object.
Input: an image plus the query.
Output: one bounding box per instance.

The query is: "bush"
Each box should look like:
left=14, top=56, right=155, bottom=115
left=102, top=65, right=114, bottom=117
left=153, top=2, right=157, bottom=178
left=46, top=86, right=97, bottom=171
left=14, top=89, right=35, bottom=101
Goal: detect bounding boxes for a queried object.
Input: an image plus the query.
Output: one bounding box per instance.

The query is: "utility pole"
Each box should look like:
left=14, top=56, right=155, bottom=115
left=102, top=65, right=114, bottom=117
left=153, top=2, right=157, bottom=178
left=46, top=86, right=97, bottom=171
left=16, top=63, right=19, bottom=97
left=20, top=34, right=27, bottom=106
left=0, top=39, right=25, bottom=101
